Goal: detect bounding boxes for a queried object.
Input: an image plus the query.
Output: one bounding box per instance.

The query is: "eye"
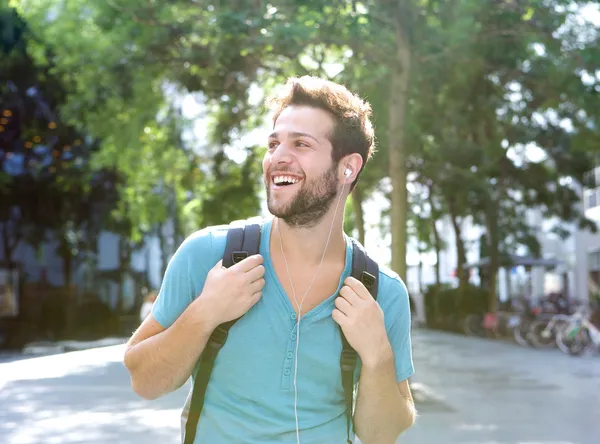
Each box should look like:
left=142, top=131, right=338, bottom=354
left=295, top=141, right=310, bottom=148
left=268, top=141, right=278, bottom=150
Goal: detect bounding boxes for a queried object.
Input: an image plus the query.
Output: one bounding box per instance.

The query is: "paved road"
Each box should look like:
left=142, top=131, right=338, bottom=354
left=401, top=329, right=600, bottom=444
left=1, top=329, right=598, bottom=443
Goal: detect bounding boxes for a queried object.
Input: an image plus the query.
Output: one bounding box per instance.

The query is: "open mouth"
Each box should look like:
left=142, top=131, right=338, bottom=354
left=271, top=174, right=302, bottom=188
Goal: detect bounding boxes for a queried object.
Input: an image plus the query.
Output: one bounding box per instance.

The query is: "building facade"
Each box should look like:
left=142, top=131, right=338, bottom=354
left=576, top=166, right=600, bottom=303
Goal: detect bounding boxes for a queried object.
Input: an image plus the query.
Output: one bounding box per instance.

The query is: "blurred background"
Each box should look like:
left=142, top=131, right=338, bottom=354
left=1, top=0, right=599, bottom=443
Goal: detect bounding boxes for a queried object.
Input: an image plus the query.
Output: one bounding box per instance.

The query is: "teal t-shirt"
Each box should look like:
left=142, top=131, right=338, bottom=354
left=152, top=217, right=414, bottom=444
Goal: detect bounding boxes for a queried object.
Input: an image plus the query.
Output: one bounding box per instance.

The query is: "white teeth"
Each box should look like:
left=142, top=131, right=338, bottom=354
left=273, top=175, right=300, bottom=185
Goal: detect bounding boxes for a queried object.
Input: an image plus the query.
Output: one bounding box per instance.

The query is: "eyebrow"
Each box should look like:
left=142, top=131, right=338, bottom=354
left=268, top=131, right=319, bottom=143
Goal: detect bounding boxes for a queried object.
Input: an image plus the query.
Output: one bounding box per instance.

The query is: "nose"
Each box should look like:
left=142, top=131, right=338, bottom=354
left=269, top=141, right=294, bottom=165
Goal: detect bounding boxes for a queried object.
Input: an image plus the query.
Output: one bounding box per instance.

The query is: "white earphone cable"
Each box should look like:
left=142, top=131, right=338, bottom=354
left=276, top=171, right=350, bottom=444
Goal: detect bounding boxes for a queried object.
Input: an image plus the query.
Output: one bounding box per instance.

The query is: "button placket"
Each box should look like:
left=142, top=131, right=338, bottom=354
left=281, top=325, right=298, bottom=390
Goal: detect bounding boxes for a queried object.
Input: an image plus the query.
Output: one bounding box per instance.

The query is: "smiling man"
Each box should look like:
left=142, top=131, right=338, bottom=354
left=123, top=76, right=416, bottom=444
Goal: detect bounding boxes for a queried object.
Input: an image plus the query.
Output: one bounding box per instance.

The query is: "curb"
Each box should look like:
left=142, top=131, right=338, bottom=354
left=22, top=337, right=128, bottom=356
left=410, top=381, right=455, bottom=412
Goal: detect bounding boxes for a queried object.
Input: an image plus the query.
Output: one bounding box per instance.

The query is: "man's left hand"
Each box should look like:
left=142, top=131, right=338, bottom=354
left=332, top=276, right=392, bottom=367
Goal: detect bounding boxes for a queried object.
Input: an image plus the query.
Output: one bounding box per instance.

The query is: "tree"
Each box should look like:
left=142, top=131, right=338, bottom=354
left=1, top=4, right=121, bottom=289
left=406, top=0, right=599, bottom=311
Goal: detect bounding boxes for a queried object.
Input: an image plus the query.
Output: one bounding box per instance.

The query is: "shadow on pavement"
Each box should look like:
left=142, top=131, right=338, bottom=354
left=0, top=350, right=187, bottom=444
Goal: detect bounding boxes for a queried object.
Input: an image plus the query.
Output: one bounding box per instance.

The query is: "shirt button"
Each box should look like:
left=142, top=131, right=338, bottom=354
left=290, top=333, right=297, bottom=340
left=287, top=352, right=293, bottom=359
left=284, top=369, right=291, bottom=376
left=290, top=313, right=297, bottom=320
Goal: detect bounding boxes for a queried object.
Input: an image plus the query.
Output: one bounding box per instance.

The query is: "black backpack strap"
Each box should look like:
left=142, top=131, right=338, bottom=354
left=183, top=221, right=262, bottom=444
left=350, top=239, right=378, bottom=299
left=222, top=222, right=261, bottom=267
left=341, top=238, right=379, bottom=444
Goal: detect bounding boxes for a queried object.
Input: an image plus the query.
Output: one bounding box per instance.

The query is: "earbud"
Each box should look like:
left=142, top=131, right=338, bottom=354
left=344, top=168, right=351, bottom=178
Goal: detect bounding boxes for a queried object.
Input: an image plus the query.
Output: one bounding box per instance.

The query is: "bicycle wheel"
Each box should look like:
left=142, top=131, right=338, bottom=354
left=512, top=320, right=531, bottom=347
left=527, top=319, right=557, bottom=348
left=556, top=324, right=591, bottom=356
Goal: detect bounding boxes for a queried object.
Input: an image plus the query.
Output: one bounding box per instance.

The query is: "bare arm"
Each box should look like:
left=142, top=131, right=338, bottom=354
left=124, top=296, right=216, bottom=400
left=333, top=276, right=416, bottom=443
left=353, top=343, right=416, bottom=444
left=124, top=254, right=265, bottom=401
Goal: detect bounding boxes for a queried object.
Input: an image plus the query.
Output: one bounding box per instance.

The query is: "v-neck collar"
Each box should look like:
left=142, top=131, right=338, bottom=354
left=261, top=217, right=353, bottom=322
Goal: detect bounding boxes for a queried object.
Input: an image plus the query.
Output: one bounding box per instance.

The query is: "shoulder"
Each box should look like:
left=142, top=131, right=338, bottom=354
left=169, top=224, right=230, bottom=267
left=174, top=216, right=268, bottom=264
left=377, top=265, right=408, bottom=294
left=376, top=265, right=411, bottom=323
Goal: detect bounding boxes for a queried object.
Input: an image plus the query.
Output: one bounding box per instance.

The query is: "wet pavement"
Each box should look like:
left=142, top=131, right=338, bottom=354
left=0, top=328, right=598, bottom=443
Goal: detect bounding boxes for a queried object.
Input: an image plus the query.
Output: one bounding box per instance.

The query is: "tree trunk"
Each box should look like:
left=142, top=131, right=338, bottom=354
left=447, top=197, right=468, bottom=290
left=484, top=200, right=500, bottom=313
left=60, top=246, right=75, bottom=338
left=158, top=223, right=169, bottom=279
left=62, top=247, right=72, bottom=287
left=426, top=187, right=442, bottom=285
left=351, top=185, right=366, bottom=245
left=0, top=222, right=19, bottom=264
left=417, top=254, right=424, bottom=294
left=118, top=237, right=131, bottom=313
left=388, top=21, right=411, bottom=282
left=431, top=220, right=442, bottom=285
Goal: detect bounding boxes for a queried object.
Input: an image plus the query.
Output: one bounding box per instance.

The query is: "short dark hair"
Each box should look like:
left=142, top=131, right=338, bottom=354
left=267, top=76, right=376, bottom=189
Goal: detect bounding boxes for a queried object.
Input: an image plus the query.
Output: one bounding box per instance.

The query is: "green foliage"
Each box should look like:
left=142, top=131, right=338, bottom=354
left=423, top=283, right=489, bottom=329
left=3, top=0, right=598, bottom=308
left=1, top=5, right=117, bottom=275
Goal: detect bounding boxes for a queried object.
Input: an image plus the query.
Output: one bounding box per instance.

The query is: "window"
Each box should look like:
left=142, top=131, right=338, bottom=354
left=590, top=191, right=598, bottom=209
left=589, top=250, right=600, bottom=272
left=584, top=188, right=600, bottom=211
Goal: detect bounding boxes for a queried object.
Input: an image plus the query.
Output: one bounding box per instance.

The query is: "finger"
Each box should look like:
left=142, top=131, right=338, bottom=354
left=344, top=277, right=369, bottom=299
left=334, top=296, right=353, bottom=315
left=230, top=254, right=264, bottom=272
left=250, top=291, right=262, bottom=306
left=250, top=278, right=265, bottom=293
left=331, top=308, right=346, bottom=325
left=247, top=264, right=266, bottom=283
left=339, top=285, right=362, bottom=306
left=213, top=259, right=224, bottom=269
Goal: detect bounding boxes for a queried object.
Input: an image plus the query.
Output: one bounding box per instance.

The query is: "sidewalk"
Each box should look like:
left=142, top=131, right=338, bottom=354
left=400, top=328, right=600, bottom=444
left=0, top=337, right=128, bottom=363
left=2, top=333, right=440, bottom=406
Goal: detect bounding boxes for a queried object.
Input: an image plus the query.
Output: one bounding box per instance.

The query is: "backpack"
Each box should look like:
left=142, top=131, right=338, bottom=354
left=182, top=219, right=379, bottom=444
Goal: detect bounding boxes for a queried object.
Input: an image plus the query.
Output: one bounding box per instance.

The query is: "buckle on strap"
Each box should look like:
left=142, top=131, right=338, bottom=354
left=341, top=349, right=357, bottom=372
left=232, top=251, right=248, bottom=264
left=360, top=271, right=376, bottom=292
left=208, top=325, right=229, bottom=350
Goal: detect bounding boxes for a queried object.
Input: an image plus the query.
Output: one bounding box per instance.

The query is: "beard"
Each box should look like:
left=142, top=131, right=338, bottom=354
left=265, top=164, right=339, bottom=229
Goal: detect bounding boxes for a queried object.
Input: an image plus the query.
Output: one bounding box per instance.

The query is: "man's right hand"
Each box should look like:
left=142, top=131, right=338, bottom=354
left=199, top=254, right=265, bottom=328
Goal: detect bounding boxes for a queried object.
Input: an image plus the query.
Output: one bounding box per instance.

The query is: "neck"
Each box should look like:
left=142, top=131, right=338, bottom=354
left=272, top=209, right=347, bottom=266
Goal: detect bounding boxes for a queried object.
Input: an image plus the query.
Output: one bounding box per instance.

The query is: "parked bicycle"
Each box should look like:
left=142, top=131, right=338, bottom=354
left=508, top=297, right=543, bottom=347
left=526, top=295, right=580, bottom=349
left=556, top=303, right=600, bottom=356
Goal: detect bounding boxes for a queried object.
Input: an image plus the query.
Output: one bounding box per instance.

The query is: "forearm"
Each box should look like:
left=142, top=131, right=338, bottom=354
left=124, top=297, right=216, bottom=400
left=353, top=343, right=416, bottom=444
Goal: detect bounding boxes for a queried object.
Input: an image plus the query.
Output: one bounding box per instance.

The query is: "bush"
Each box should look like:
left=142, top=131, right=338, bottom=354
left=457, top=285, right=489, bottom=317
left=73, top=299, right=120, bottom=340
left=423, top=284, right=488, bottom=331
left=422, top=283, right=451, bottom=328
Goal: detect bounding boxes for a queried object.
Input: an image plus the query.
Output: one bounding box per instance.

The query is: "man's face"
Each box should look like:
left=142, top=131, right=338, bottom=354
left=263, top=105, right=340, bottom=228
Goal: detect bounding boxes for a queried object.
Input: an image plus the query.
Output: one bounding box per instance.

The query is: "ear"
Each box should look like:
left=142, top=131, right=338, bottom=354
left=340, top=153, right=363, bottom=182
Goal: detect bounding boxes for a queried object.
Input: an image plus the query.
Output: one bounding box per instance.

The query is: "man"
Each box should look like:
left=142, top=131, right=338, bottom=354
left=124, top=76, right=416, bottom=444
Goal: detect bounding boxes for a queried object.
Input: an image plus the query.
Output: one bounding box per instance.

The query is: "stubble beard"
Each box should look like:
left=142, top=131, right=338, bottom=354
left=265, top=165, right=339, bottom=229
